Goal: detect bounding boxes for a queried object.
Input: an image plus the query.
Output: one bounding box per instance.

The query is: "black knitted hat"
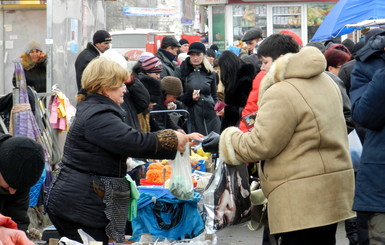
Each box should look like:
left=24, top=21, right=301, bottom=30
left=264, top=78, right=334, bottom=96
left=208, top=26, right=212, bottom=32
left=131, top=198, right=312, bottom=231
left=179, top=38, right=189, bottom=46
left=0, top=135, right=45, bottom=191
left=93, top=30, right=112, bottom=44
left=161, top=76, right=183, bottom=97
left=206, top=48, right=216, bottom=58
left=140, top=76, right=162, bottom=103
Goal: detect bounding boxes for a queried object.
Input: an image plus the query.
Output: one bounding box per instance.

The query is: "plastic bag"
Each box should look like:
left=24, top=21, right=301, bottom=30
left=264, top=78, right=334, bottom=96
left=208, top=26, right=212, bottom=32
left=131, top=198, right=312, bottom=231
left=202, top=157, right=251, bottom=234
left=170, top=145, right=194, bottom=200
left=131, top=192, right=204, bottom=242
left=348, top=129, right=362, bottom=171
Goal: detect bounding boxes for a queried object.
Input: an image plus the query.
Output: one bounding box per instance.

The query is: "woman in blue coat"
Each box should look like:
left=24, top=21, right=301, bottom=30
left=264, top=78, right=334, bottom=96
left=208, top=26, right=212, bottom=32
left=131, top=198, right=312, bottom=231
left=350, top=30, right=385, bottom=245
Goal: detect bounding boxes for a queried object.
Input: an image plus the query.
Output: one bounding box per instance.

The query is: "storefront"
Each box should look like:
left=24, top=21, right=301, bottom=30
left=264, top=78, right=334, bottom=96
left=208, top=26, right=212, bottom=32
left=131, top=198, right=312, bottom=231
left=199, top=0, right=337, bottom=50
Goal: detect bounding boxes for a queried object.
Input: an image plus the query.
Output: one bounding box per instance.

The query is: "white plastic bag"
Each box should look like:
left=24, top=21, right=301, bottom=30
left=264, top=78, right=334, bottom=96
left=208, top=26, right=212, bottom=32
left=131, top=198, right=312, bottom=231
left=169, top=144, right=194, bottom=200
left=348, top=129, right=363, bottom=171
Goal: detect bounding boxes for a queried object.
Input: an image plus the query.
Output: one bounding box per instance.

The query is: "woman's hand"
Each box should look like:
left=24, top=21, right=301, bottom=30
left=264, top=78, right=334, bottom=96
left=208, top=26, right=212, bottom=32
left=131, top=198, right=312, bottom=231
left=0, top=226, right=34, bottom=245
left=187, top=132, right=204, bottom=147
left=175, top=131, right=189, bottom=152
left=192, top=90, right=200, bottom=101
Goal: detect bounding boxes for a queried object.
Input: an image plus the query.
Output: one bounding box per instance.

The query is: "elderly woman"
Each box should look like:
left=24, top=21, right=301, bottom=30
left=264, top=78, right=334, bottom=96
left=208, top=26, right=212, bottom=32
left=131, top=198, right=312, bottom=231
left=219, top=46, right=355, bottom=244
left=178, top=41, right=221, bottom=135
left=46, top=58, right=201, bottom=244
left=13, top=41, right=47, bottom=92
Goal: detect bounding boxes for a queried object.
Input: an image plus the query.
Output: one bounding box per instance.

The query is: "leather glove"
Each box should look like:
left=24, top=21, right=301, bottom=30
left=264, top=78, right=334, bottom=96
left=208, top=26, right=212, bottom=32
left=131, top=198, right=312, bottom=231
left=202, top=131, right=220, bottom=154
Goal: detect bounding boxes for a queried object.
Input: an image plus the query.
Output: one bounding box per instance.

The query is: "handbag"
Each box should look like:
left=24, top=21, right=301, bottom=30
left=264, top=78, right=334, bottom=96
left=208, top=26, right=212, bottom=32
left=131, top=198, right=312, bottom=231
left=247, top=177, right=268, bottom=231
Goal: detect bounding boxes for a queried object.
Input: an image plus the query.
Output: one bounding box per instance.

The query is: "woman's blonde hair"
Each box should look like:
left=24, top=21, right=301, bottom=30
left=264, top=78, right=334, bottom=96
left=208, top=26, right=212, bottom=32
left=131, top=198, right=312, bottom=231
left=77, top=57, right=130, bottom=102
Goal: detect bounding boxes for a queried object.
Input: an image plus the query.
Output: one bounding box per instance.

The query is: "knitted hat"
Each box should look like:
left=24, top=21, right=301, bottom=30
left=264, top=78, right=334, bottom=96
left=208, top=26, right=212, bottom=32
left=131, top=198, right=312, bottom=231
left=210, top=44, right=219, bottom=51
left=140, top=76, right=162, bottom=103
left=206, top=48, right=216, bottom=58
left=188, top=42, right=206, bottom=55
left=93, top=30, right=112, bottom=44
left=179, top=38, right=189, bottom=46
left=0, top=135, right=45, bottom=191
left=138, top=52, right=154, bottom=63
left=26, top=41, right=42, bottom=54
left=161, top=76, right=183, bottom=97
left=306, top=41, right=326, bottom=53
left=279, top=30, right=303, bottom=47
left=142, top=56, right=162, bottom=73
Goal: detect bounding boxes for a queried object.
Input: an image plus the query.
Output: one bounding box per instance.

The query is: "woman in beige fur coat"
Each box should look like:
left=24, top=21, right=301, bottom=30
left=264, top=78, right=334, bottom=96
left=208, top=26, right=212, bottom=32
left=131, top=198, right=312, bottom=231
left=219, top=46, right=355, bottom=245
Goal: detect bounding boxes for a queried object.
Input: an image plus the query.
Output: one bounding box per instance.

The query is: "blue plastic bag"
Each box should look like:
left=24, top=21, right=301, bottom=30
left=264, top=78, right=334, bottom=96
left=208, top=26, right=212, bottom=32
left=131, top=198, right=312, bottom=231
left=131, top=192, right=204, bottom=242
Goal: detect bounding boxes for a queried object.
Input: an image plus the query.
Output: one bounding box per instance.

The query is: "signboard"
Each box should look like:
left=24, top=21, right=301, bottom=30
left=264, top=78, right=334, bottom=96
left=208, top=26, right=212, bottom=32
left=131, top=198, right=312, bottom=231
left=228, top=0, right=337, bottom=3
left=197, top=0, right=227, bottom=5
left=123, top=7, right=177, bottom=16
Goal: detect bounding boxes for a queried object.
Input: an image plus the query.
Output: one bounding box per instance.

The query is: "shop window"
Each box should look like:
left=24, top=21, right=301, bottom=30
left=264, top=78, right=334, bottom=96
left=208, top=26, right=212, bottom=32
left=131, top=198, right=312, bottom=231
left=232, top=4, right=267, bottom=43
left=307, top=3, right=336, bottom=42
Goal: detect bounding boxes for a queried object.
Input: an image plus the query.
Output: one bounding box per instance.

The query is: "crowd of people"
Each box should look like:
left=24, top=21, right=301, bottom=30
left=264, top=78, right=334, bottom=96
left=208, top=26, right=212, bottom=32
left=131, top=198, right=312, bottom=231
left=2, top=25, right=385, bottom=245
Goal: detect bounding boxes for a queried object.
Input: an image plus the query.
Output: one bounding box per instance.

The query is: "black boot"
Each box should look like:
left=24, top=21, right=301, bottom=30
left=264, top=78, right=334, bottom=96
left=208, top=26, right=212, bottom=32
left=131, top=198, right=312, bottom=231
left=345, top=217, right=359, bottom=245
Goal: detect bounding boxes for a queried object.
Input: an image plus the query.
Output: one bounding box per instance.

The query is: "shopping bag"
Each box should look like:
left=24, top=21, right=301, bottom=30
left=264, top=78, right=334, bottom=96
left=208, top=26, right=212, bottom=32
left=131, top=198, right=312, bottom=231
left=131, top=192, right=204, bottom=242
left=202, top=157, right=251, bottom=234
left=169, top=145, right=194, bottom=200
left=348, top=129, right=362, bottom=171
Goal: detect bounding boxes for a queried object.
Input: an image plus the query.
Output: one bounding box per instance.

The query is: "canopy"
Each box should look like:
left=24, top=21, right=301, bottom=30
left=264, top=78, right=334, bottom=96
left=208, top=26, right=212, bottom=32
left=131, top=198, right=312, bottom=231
left=311, top=0, right=385, bottom=42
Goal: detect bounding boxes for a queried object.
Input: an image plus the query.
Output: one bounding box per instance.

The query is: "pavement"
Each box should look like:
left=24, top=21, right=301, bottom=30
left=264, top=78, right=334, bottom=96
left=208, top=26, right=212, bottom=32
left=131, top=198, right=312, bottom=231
left=216, top=221, right=349, bottom=245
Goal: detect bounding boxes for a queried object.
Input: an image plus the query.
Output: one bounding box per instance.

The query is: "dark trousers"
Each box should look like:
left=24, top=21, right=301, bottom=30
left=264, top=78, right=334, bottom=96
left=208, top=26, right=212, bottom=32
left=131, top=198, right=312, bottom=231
left=48, top=213, right=108, bottom=245
left=280, top=223, right=338, bottom=245
left=356, top=211, right=371, bottom=245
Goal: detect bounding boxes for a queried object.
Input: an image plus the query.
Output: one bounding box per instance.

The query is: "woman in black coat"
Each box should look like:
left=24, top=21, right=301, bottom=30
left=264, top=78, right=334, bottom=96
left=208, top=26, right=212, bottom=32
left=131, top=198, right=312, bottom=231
left=178, top=42, right=221, bottom=135
left=46, top=58, right=200, bottom=244
left=218, top=50, right=255, bottom=131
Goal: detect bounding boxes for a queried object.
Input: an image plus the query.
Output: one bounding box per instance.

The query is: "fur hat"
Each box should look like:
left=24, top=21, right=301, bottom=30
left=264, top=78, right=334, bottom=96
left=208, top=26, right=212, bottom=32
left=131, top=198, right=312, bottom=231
left=93, top=30, right=112, bottom=44
left=188, top=42, right=206, bottom=55
left=141, top=56, right=162, bottom=73
left=26, top=41, right=42, bottom=54
left=140, top=76, right=161, bottom=103
left=0, top=134, right=45, bottom=191
left=161, top=76, right=183, bottom=97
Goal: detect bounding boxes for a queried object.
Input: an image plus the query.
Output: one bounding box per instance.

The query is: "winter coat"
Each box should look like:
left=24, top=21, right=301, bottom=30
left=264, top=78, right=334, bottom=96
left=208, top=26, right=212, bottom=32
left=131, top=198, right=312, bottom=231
left=150, top=94, right=181, bottom=132
left=178, top=57, right=221, bottom=135
left=221, top=63, right=254, bottom=131
left=156, top=49, right=179, bottom=78
left=75, top=43, right=100, bottom=90
left=0, top=188, right=30, bottom=232
left=350, top=43, right=385, bottom=213
left=239, top=71, right=265, bottom=132
left=46, top=93, right=178, bottom=228
left=219, top=47, right=355, bottom=234
left=120, top=78, right=150, bottom=131
left=13, top=53, right=47, bottom=92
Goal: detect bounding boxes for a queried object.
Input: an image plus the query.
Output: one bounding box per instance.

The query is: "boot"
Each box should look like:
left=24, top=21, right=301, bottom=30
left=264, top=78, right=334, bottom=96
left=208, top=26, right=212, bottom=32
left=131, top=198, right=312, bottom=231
left=345, top=217, right=359, bottom=245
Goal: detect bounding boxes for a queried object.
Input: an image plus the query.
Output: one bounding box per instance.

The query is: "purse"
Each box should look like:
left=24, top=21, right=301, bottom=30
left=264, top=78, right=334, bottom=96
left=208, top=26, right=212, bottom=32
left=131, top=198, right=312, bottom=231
left=248, top=177, right=268, bottom=231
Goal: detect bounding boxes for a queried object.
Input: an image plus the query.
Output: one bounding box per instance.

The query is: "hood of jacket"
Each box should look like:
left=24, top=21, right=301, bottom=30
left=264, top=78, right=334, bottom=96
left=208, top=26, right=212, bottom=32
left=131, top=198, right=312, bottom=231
left=258, top=46, right=326, bottom=106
